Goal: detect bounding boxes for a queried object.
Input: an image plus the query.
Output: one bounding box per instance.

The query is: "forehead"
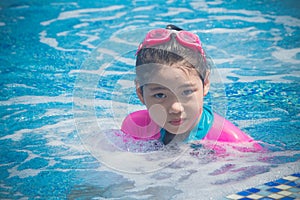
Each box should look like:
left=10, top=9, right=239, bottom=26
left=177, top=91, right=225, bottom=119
left=136, top=63, right=201, bottom=87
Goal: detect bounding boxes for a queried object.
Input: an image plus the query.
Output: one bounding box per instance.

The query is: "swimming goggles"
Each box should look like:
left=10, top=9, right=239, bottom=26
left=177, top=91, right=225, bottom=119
left=136, top=28, right=205, bottom=58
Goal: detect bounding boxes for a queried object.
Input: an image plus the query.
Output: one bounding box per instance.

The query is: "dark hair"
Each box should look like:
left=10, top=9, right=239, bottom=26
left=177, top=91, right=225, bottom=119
left=135, top=26, right=211, bottom=84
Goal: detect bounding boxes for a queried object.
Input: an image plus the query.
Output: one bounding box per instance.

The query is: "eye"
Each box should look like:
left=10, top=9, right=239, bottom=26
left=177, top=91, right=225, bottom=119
left=153, top=93, right=167, bottom=99
left=182, top=89, right=195, bottom=96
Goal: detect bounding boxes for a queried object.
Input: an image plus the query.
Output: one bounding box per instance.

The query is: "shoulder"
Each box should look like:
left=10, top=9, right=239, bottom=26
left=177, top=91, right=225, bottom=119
left=121, top=110, right=161, bottom=140
left=205, top=113, right=253, bottom=143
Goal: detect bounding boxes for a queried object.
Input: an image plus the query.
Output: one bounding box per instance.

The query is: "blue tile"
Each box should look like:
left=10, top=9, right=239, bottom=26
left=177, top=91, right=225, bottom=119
left=267, top=187, right=282, bottom=193
left=291, top=173, right=300, bottom=177
left=256, top=190, right=272, bottom=196
left=280, top=197, right=295, bottom=200
left=290, top=193, right=300, bottom=198
left=237, top=191, right=251, bottom=196
left=226, top=173, right=300, bottom=200
left=288, top=187, right=300, bottom=193
left=256, top=184, right=270, bottom=190
left=255, top=184, right=270, bottom=190
left=275, top=178, right=290, bottom=184
left=246, top=187, right=260, bottom=193
left=287, top=181, right=297, bottom=186
left=264, top=181, right=280, bottom=186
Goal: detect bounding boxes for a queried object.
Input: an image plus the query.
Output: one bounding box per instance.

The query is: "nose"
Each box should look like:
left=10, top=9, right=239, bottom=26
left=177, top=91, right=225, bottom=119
left=169, top=101, right=184, bottom=114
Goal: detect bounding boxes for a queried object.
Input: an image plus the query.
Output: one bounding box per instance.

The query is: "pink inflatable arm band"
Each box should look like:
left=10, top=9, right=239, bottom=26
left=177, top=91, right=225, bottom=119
left=121, top=110, right=161, bottom=140
left=121, top=110, right=263, bottom=151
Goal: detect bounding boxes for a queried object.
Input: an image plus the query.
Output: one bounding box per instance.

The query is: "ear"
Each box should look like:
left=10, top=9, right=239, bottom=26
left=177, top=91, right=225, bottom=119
left=135, top=80, right=145, bottom=104
left=203, top=78, right=210, bottom=96
left=203, top=72, right=210, bottom=96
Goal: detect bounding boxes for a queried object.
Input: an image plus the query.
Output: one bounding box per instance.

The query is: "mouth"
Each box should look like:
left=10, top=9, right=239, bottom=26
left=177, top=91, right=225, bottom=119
left=169, top=118, right=185, bottom=126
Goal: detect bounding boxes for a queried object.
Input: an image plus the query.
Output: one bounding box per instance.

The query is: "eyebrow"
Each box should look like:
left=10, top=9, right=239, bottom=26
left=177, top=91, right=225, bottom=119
left=147, top=86, right=168, bottom=92
left=179, top=83, right=197, bottom=89
left=146, top=83, right=197, bottom=91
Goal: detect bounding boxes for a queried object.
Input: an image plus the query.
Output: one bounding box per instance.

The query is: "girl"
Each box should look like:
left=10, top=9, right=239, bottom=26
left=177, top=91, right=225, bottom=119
left=121, top=24, right=262, bottom=151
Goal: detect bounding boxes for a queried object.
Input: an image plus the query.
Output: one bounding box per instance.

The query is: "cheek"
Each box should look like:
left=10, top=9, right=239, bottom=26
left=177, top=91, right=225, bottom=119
left=185, top=99, right=203, bottom=117
left=148, top=104, right=167, bottom=127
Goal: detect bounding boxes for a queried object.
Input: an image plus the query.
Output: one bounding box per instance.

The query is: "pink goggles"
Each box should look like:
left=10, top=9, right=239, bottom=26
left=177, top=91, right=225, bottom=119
left=136, top=28, right=205, bottom=58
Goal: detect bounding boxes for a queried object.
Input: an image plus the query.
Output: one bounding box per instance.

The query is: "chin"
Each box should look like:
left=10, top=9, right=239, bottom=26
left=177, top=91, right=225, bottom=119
left=165, top=126, right=192, bottom=135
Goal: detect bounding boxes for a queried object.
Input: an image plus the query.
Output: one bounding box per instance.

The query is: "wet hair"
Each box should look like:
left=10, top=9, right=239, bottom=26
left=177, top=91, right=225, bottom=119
left=135, top=25, right=211, bottom=84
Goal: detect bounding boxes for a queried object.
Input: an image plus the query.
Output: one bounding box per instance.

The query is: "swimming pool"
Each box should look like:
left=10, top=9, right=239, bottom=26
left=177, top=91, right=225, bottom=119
left=0, top=0, right=299, bottom=199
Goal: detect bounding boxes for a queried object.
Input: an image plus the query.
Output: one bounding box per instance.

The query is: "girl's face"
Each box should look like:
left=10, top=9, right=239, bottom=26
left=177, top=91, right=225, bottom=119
left=136, top=65, right=210, bottom=135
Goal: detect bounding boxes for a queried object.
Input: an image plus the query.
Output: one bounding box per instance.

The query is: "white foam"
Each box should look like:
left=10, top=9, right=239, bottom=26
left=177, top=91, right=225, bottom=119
left=4, top=83, right=36, bottom=90
left=203, top=8, right=262, bottom=16
left=110, top=36, right=140, bottom=46
left=198, top=27, right=255, bottom=34
left=10, top=5, right=30, bottom=9
left=207, top=0, right=223, bottom=6
left=1, top=109, right=28, bottom=121
left=73, top=22, right=89, bottom=29
left=235, top=117, right=281, bottom=129
left=50, top=2, right=79, bottom=7
left=212, top=68, right=296, bottom=83
left=132, top=5, right=156, bottom=12
left=69, top=68, right=134, bottom=76
left=189, top=1, right=209, bottom=9
left=0, top=22, right=5, bottom=26
left=81, top=12, right=127, bottom=22
left=166, top=0, right=175, bottom=4
left=212, top=15, right=269, bottom=23
left=76, top=33, right=99, bottom=49
left=174, top=18, right=206, bottom=24
left=275, top=15, right=300, bottom=27
left=272, top=47, right=300, bottom=64
left=116, top=79, right=134, bottom=89
left=96, top=48, right=135, bottom=65
left=39, top=30, right=58, bottom=47
left=41, top=6, right=125, bottom=26
left=39, top=30, right=89, bottom=52
left=158, top=7, right=193, bottom=17
left=96, top=148, right=300, bottom=199
left=0, top=95, right=72, bottom=106
left=57, top=31, right=69, bottom=36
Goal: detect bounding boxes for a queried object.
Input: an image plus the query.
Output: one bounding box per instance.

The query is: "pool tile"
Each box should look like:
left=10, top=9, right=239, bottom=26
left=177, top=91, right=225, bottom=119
left=264, top=181, right=279, bottom=187
left=288, top=187, right=300, bottom=193
left=247, top=193, right=262, bottom=199
left=226, top=194, right=244, bottom=199
left=267, top=187, right=281, bottom=193
left=237, top=191, right=251, bottom=196
left=256, top=184, right=270, bottom=190
left=277, top=190, right=292, bottom=196
left=256, top=190, right=272, bottom=196
left=268, top=193, right=284, bottom=199
left=275, top=184, right=292, bottom=190
left=246, top=188, right=260, bottom=193
left=225, top=173, right=300, bottom=200
left=286, top=181, right=297, bottom=186
left=291, top=173, right=300, bottom=177
left=290, top=193, right=300, bottom=198
left=275, top=178, right=290, bottom=184
left=283, top=175, right=298, bottom=181
left=280, top=197, right=296, bottom=200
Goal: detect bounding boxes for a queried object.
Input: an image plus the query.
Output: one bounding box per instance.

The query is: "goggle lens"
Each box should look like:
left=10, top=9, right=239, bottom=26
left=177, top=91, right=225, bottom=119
left=148, top=29, right=170, bottom=39
left=137, top=28, right=205, bottom=59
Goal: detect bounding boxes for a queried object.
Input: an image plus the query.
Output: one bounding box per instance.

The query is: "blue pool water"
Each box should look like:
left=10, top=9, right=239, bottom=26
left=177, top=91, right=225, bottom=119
left=1, top=0, right=299, bottom=199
